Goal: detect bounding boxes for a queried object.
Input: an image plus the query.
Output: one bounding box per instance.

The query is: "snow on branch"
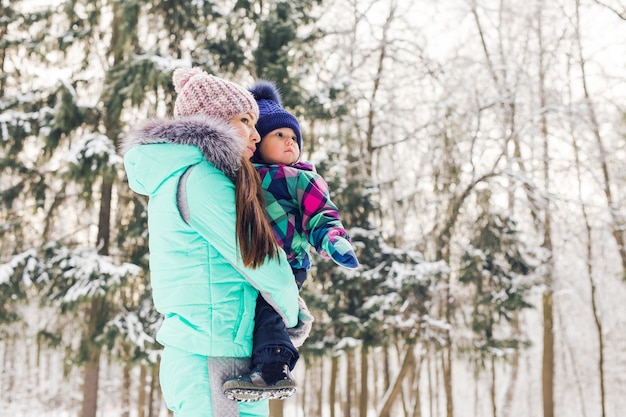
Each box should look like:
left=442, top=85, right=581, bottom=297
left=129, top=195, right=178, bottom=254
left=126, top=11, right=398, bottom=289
left=0, top=108, right=54, bottom=141
left=64, top=132, right=123, bottom=170
left=0, top=243, right=142, bottom=305
left=132, top=54, right=189, bottom=73
left=44, top=244, right=141, bottom=303
left=0, top=248, right=41, bottom=287
left=109, top=309, right=156, bottom=350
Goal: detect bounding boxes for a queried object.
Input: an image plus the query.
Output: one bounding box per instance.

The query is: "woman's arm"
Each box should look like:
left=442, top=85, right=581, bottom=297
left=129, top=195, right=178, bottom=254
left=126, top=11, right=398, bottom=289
left=184, top=162, right=299, bottom=327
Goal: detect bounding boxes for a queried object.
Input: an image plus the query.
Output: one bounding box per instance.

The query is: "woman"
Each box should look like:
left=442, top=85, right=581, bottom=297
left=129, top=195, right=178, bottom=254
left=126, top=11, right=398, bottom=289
left=121, top=67, right=299, bottom=417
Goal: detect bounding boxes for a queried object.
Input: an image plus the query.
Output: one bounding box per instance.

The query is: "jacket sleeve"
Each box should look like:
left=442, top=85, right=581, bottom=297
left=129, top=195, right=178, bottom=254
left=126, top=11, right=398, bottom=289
left=294, top=169, right=351, bottom=255
left=184, top=162, right=299, bottom=328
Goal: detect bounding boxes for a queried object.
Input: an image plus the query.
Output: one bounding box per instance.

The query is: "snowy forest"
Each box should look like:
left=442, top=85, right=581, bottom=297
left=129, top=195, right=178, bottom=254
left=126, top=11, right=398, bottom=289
left=1, top=0, right=625, bottom=416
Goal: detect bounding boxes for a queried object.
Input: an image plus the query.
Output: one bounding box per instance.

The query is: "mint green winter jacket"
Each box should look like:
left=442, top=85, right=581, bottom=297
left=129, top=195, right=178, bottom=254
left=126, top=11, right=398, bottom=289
left=121, top=114, right=299, bottom=358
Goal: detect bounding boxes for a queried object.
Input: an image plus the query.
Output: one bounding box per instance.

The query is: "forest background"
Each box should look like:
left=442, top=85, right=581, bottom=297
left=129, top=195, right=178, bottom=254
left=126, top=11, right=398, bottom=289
left=1, top=0, right=625, bottom=417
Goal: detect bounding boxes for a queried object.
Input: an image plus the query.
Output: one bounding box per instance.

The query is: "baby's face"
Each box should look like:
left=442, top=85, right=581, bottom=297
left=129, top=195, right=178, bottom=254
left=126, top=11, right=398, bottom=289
left=258, top=127, right=300, bottom=165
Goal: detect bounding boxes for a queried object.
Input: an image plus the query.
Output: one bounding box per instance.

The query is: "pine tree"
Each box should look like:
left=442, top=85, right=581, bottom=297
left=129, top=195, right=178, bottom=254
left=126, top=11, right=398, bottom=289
left=458, top=198, right=545, bottom=416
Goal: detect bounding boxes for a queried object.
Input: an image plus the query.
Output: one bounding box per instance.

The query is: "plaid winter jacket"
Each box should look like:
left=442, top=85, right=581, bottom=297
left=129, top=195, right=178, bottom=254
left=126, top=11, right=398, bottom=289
left=255, top=161, right=350, bottom=271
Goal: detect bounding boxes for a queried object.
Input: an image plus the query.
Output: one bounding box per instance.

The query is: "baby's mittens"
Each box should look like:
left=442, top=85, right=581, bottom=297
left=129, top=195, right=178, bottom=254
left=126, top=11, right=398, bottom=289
left=322, top=235, right=359, bottom=269
left=287, top=296, right=314, bottom=348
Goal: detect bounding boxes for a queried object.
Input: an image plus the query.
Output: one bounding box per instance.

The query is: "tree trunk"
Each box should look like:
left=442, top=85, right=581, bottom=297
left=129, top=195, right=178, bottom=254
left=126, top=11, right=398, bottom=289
left=25, top=335, right=32, bottom=397
left=0, top=3, right=6, bottom=95
left=378, top=344, right=416, bottom=417
left=81, top=296, right=107, bottom=417
left=410, top=352, right=423, bottom=417
left=442, top=302, right=454, bottom=417
left=571, top=89, right=606, bottom=417
left=501, top=313, right=521, bottom=417
left=148, top=361, right=160, bottom=417
left=573, top=0, right=626, bottom=280
left=555, top=300, right=588, bottom=417
left=363, top=1, right=397, bottom=181
left=269, top=399, right=284, bottom=417
left=138, top=365, right=147, bottom=417
left=6, top=338, right=14, bottom=403
left=541, top=289, right=554, bottom=417
left=490, top=356, right=497, bottom=417
left=535, top=4, right=555, bottom=417
left=36, top=334, right=43, bottom=387
left=429, top=348, right=434, bottom=417
left=121, top=364, right=131, bottom=417
left=80, top=355, right=99, bottom=416
left=80, top=175, right=113, bottom=417
left=360, top=345, right=369, bottom=417
left=383, top=343, right=391, bottom=394
left=300, top=362, right=308, bottom=416
left=584, top=173, right=607, bottom=417
left=97, top=180, right=113, bottom=256
left=345, top=349, right=355, bottom=417
left=0, top=342, right=3, bottom=398
left=330, top=355, right=338, bottom=417
left=317, top=356, right=324, bottom=417
left=400, top=343, right=418, bottom=417
left=371, top=349, right=379, bottom=407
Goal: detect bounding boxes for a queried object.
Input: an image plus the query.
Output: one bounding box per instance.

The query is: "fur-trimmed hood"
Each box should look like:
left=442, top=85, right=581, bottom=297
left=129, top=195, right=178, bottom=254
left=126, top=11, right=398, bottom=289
left=121, top=115, right=245, bottom=195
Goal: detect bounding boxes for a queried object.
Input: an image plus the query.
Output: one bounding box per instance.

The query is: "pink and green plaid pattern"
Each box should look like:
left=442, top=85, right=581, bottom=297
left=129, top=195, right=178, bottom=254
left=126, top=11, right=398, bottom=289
left=255, top=161, right=351, bottom=270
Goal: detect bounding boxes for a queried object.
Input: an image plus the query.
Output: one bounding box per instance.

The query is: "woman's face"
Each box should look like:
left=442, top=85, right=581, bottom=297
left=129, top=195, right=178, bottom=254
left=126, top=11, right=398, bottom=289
left=229, top=112, right=261, bottom=159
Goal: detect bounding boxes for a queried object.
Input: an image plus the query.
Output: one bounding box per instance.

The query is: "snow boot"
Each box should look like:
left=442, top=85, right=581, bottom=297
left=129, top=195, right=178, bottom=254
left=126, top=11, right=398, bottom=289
left=222, top=362, right=296, bottom=402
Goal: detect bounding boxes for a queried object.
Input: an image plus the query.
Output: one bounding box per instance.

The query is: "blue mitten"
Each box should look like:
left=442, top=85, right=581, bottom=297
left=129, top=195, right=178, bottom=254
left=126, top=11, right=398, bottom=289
left=322, top=235, right=359, bottom=269
left=287, top=296, right=314, bottom=348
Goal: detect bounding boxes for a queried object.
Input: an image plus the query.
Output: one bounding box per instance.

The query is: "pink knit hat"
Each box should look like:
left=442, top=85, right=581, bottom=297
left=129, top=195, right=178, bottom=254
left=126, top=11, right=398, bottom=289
left=172, top=67, right=259, bottom=121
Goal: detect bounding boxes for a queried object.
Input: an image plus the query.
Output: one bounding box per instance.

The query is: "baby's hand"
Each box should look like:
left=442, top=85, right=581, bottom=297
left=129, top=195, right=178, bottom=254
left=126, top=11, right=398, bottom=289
left=323, top=235, right=359, bottom=269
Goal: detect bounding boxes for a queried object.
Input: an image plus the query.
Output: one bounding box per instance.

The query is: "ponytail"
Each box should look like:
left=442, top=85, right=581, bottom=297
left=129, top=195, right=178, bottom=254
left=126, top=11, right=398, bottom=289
left=235, top=157, right=279, bottom=268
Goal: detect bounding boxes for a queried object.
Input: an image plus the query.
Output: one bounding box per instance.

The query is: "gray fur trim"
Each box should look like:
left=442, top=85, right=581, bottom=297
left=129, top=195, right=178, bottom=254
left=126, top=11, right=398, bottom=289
left=120, top=115, right=245, bottom=181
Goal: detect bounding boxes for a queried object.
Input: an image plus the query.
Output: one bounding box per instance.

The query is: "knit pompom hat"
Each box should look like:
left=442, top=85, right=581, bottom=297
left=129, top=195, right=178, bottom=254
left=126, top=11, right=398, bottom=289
left=173, top=67, right=259, bottom=121
left=248, top=80, right=302, bottom=160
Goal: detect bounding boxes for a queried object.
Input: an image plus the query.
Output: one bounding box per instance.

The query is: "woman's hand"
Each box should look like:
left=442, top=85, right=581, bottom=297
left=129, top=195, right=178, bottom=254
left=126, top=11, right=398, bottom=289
left=287, top=296, right=314, bottom=348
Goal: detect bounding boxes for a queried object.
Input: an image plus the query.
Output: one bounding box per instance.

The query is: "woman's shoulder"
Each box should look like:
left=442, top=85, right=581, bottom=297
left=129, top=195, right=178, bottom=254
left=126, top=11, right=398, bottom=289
left=122, top=115, right=243, bottom=181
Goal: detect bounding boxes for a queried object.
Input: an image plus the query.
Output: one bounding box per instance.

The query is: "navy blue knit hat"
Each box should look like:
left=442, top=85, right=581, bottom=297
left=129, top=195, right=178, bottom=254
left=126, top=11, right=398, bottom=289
left=248, top=80, right=302, bottom=161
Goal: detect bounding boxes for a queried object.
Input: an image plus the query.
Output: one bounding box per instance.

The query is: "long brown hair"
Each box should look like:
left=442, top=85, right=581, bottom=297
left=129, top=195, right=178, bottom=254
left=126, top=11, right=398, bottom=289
left=235, top=157, right=279, bottom=268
